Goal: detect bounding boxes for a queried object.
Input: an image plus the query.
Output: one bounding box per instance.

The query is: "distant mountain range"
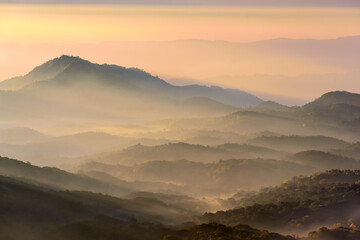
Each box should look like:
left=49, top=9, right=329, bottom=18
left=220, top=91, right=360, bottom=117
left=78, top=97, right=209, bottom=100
left=0, top=55, right=263, bottom=122
left=305, top=91, right=360, bottom=108
left=1, top=55, right=359, bottom=124
left=0, top=55, right=262, bottom=108
left=2, top=36, right=359, bottom=103
left=155, top=91, right=360, bottom=138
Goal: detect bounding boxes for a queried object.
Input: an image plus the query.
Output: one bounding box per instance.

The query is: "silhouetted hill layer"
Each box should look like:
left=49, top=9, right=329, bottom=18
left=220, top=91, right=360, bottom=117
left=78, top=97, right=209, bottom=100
left=247, top=135, right=350, bottom=152
left=0, top=175, right=182, bottom=240
left=0, top=56, right=262, bottom=117
left=0, top=127, right=47, bottom=144
left=164, top=222, right=295, bottom=240
left=83, top=142, right=284, bottom=165
left=79, top=158, right=314, bottom=196
left=307, top=227, right=360, bottom=240
left=0, top=173, right=296, bottom=240
left=0, top=156, right=132, bottom=196
left=203, top=170, right=360, bottom=232
left=152, top=96, right=360, bottom=141
left=288, top=150, right=360, bottom=170
left=305, top=91, right=360, bottom=108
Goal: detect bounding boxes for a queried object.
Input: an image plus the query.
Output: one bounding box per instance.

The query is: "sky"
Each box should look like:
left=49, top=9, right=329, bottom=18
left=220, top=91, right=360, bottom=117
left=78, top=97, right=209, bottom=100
left=1, top=5, right=359, bottom=44
left=0, top=3, right=359, bottom=103
left=1, top=0, right=360, bottom=7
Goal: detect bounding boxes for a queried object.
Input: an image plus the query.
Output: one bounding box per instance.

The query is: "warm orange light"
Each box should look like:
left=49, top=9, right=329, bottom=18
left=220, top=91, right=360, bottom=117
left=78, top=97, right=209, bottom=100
left=0, top=5, right=359, bottom=43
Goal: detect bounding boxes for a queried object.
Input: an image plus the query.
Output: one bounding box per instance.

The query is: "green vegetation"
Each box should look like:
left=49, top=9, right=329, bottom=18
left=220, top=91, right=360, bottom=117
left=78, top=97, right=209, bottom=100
left=164, top=223, right=295, bottom=240
left=79, top=158, right=314, bottom=196
left=0, top=156, right=134, bottom=196
left=304, top=91, right=360, bottom=108
left=307, top=227, right=360, bottom=240
left=0, top=175, right=294, bottom=240
left=237, top=170, right=360, bottom=205
left=203, top=170, right=360, bottom=232
left=0, top=56, right=359, bottom=240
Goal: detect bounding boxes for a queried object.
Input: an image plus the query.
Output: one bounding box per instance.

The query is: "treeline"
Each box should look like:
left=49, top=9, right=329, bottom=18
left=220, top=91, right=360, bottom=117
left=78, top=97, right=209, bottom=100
left=202, top=170, right=360, bottom=232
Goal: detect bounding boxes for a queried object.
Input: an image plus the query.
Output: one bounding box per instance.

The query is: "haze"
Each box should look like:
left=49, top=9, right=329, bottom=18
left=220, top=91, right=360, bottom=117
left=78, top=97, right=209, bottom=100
left=1, top=2, right=360, bottom=239
left=1, top=4, right=360, bottom=103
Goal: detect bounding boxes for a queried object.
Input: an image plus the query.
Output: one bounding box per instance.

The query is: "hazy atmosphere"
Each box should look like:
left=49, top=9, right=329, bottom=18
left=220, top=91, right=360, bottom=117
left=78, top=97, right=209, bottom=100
left=1, top=3, right=359, bottom=103
left=0, top=1, right=359, bottom=240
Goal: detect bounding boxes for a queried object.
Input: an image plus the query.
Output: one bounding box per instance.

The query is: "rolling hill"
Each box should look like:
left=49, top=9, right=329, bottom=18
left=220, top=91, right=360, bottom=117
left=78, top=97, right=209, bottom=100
left=78, top=158, right=314, bottom=196
left=0, top=174, right=297, bottom=240
left=247, top=135, right=350, bottom=152
left=148, top=91, right=360, bottom=141
left=202, top=170, right=360, bottom=233
left=0, top=156, right=132, bottom=196
left=304, top=91, right=360, bottom=108
left=287, top=150, right=360, bottom=171
left=80, top=142, right=285, bottom=165
left=0, top=132, right=129, bottom=167
left=0, top=127, right=48, bottom=144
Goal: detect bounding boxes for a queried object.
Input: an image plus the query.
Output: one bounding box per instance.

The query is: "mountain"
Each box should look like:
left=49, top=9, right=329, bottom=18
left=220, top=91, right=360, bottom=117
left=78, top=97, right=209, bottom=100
left=0, top=155, right=217, bottom=212
left=181, top=97, right=238, bottom=112
left=0, top=127, right=48, bottom=144
left=247, top=135, right=350, bottom=152
left=0, top=55, right=262, bottom=109
left=202, top=170, right=360, bottom=233
left=80, top=142, right=285, bottom=166
left=0, top=132, right=130, bottom=167
left=78, top=158, right=314, bottom=196
left=299, top=92, right=360, bottom=128
left=0, top=156, right=133, bottom=196
left=0, top=173, right=296, bottom=240
left=287, top=150, right=360, bottom=171
left=0, top=174, right=190, bottom=240
left=142, top=90, right=360, bottom=146
left=252, top=101, right=289, bottom=111
left=305, top=91, right=360, bottom=108
left=330, top=142, right=360, bottom=160
left=236, top=169, right=360, bottom=206
left=2, top=37, right=360, bottom=103
left=77, top=170, right=187, bottom=196
left=152, top=102, right=360, bottom=142
left=163, top=222, right=295, bottom=240
left=307, top=227, right=360, bottom=240
left=0, top=162, right=354, bottom=240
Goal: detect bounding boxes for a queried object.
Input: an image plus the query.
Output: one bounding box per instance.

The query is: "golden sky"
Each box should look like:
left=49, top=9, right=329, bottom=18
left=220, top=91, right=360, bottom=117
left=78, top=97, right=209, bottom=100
left=1, top=5, right=360, bottom=43
left=0, top=5, right=359, bottom=103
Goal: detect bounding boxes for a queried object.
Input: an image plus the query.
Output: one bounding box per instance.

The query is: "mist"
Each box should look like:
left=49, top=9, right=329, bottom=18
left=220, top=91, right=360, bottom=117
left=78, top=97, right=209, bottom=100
left=0, top=23, right=360, bottom=240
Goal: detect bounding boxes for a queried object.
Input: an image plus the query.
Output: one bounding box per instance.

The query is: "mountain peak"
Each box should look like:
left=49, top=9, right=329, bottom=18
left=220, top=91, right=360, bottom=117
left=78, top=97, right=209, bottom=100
left=305, top=91, right=360, bottom=108
left=27, top=55, right=93, bottom=80
left=42, top=55, right=92, bottom=71
left=0, top=55, right=263, bottom=109
left=255, top=101, right=288, bottom=110
left=59, top=54, right=80, bottom=60
left=55, top=55, right=91, bottom=65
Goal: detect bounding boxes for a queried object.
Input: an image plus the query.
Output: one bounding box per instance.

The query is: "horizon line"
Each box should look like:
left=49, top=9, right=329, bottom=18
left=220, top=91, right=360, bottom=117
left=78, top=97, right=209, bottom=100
left=1, top=35, right=359, bottom=46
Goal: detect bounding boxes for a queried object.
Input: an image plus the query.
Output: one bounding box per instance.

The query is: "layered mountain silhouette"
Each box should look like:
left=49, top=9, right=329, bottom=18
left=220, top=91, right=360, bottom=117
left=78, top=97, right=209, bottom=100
left=305, top=91, right=360, bottom=108
left=0, top=55, right=262, bottom=121
left=149, top=91, right=360, bottom=141
left=206, top=170, right=360, bottom=233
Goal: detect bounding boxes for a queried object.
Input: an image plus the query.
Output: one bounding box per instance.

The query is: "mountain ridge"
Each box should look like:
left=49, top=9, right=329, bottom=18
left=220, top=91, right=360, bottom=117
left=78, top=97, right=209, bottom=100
left=0, top=55, right=263, bottom=108
left=304, top=91, right=360, bottom=108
